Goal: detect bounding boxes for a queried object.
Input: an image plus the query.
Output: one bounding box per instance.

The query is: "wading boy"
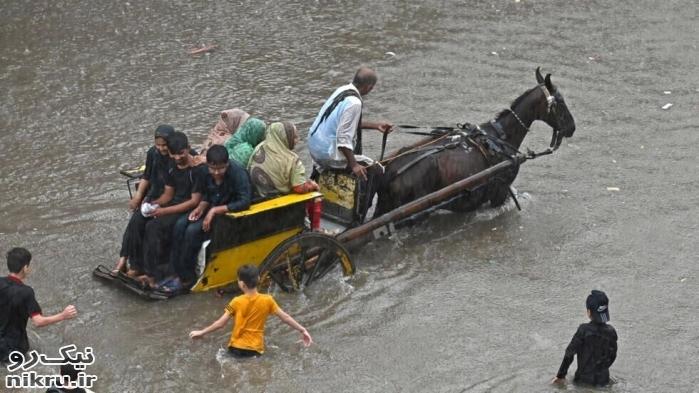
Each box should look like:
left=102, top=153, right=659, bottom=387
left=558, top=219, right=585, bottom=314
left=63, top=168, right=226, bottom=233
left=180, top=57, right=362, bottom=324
left=552, top=290, right=618, bottom=386
left=189, top=265, right=312, bottom=357
left=1, top=248, right=78, bottom=362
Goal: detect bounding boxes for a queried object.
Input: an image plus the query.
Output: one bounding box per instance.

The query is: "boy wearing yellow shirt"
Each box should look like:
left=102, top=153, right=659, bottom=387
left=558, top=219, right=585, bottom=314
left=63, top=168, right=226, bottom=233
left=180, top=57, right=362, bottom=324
left=189, top=265, right=313, bottom=357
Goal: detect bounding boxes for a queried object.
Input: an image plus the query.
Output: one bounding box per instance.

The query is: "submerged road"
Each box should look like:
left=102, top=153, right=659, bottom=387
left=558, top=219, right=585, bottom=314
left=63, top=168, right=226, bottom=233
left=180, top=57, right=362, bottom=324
left=1, top=0, right=697, bottom=391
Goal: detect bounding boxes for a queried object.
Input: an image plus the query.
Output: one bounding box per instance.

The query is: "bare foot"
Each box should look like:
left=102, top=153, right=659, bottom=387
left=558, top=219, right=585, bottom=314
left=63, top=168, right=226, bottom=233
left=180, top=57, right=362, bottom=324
left=135, top=275, right=157, bottom=289
left=125, top=269, right=141, bottom=278
left=112, top=257, right=127, bottom=275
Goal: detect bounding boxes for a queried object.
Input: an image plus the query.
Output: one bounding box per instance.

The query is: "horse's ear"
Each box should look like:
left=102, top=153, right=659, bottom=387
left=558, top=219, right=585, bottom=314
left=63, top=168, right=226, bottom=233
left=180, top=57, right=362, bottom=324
left=536, top=67, right=544, bottom=84
left=545, top=74, right=555, bottom=91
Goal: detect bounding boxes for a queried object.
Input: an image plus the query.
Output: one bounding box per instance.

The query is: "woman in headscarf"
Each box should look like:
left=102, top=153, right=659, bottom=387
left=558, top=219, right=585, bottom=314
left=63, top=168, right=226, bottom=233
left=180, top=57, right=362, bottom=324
left=195, top=108, right=250, bottom=165
left=202, top=108, right=250, bottom=149
left=224, top=117, right=266, bottom=167
left=248, top=121, right=319, bottom=197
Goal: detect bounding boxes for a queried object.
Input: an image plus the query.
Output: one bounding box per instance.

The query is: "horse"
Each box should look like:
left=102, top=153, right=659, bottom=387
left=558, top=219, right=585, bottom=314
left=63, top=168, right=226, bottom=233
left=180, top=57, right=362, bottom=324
left=373, top=68, right=576, bottom=218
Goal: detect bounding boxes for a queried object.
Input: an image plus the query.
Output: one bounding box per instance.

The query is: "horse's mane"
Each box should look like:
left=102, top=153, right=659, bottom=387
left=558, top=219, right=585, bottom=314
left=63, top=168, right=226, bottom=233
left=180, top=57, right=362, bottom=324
left=494, top=85, right=539, bottom=120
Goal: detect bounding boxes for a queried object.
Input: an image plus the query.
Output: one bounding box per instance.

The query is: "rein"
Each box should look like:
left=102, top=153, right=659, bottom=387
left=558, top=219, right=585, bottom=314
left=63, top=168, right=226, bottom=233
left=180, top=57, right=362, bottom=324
left=379, top=82, right=561, bottom=173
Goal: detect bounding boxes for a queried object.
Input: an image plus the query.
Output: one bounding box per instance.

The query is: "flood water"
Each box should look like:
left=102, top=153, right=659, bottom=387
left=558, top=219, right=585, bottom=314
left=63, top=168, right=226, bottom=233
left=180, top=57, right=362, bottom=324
left=1, top=0, right=697, bottom=392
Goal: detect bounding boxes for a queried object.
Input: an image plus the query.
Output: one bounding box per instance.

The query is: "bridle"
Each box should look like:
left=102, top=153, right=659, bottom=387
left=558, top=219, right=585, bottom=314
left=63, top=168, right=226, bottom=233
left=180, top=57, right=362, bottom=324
left=538, top=83, right=564, bottom=151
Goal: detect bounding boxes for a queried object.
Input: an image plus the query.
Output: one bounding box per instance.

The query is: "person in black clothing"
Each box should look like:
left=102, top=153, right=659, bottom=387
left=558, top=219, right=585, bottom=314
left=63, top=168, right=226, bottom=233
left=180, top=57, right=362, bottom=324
left=1, top=248, right=77, bottom=362
left=162, top=145, right=252, bottom=292
left=552, top=290, right=618, bottom=386
left=115, top=124, right=174, bottom=276
left=139, top=131, right=206, bottom=288
left=45, top=362, right=94, bottom=393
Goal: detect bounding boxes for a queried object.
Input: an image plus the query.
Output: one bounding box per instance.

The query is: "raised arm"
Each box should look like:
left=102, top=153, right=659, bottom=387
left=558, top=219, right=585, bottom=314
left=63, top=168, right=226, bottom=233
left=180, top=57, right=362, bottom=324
left=189, top=310, right=231, bottom=339
left=360, top=120, right=393, bottom=133
left=275, top=309, right=313, bottom=347
left=31, top=305, right=77, bottom=328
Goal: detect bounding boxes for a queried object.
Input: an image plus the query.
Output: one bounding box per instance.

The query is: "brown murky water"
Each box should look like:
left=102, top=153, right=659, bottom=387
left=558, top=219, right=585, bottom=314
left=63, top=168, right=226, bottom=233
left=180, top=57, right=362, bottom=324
left=1, top=0, right=697, bottom=392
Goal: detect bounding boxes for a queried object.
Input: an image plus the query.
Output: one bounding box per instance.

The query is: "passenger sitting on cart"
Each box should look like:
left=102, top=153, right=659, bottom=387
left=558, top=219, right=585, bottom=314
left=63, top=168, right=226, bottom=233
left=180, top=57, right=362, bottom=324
left=194, top=108, right=250, bottom=165
left=137, top=131, right=207, bottom=288
left=113, top=124, right=174, bottom=276
left=248, top=121, right=322, bottom=228
left=223, top=117, right=266, bottom=168
left=161, top=145, right=252, bottom=293
left=248, top=121, right=319, bottom=197
left=307, top=66, right=393, bottom=221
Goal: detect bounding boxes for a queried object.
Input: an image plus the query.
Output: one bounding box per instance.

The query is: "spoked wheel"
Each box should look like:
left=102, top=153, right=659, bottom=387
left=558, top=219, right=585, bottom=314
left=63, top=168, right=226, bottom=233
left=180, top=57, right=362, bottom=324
left=258, top=232, right=354, bottom=293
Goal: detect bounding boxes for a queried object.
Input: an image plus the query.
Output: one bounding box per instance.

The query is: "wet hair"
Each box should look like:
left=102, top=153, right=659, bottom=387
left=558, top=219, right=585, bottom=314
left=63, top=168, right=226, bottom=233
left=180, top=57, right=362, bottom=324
left=237, top=264, right=259, bottom=289
left=60, top=362, right=80, bottom=382
left=154, top=124, right=175, bottom=139
left=206, top=145, right=229, bottom=165
left=166, top=131, right=189, bottom=154
left=352, top=66, right=377, bottom=88
left=6, top=247, right=31, bottom=274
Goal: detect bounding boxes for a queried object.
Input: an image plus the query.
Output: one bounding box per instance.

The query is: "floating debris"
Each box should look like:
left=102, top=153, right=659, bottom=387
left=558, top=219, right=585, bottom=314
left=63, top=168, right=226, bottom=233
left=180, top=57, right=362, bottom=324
left=606, top=187, right=620, bottom=192
left=189, top=44, right=217, bottom=55
left=385, top=51, right=396, bottom=57
left=663, top=91, right=671, bottom=95
left=661, top=103, right=673, bottom=110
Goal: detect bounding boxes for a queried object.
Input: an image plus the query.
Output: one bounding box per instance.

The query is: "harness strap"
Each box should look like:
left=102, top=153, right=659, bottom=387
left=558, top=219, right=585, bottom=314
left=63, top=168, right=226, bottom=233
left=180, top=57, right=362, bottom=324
left=310, top=88, right=363, bottom=154
left=392, top=142, right=461, bottom=178
left=489, top=120, right=507, bottom=140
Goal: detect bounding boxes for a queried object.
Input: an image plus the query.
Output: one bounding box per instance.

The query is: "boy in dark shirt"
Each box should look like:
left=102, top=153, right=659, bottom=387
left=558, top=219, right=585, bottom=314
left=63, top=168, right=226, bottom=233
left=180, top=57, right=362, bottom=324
left=162, top=145, right=252, bottom=292
left=0, top=248, right=77, bottom=361
left=115, top=125, right=174, bottom=276
left=140, top=131, right=206, bottom=288
left=552, top=290, right=618, bottom=386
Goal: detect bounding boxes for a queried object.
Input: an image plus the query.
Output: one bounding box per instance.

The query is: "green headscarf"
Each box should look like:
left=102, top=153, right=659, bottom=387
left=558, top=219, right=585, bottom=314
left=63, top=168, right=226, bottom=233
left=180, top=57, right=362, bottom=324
left=224, top=117, right=266, bottom=167
left=248, top=122, right=307, bottom=196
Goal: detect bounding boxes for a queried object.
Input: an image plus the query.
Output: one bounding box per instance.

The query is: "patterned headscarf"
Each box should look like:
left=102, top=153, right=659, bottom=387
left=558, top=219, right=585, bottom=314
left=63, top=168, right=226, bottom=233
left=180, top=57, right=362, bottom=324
left=248, top=122, right=306, bottom=196
left=202, top=108, right=250, bottom=149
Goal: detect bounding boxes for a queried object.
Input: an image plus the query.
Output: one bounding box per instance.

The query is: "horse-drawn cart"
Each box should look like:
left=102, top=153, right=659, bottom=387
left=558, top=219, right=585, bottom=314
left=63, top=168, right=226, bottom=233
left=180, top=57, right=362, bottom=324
left=93, top=68, right=576, bottom=299
left=93, top=150, right=530, bottom=300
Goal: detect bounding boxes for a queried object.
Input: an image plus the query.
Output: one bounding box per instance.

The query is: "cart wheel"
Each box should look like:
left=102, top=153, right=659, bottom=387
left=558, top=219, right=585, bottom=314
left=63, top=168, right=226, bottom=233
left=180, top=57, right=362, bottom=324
left=258, top=232, right=354, bottom=293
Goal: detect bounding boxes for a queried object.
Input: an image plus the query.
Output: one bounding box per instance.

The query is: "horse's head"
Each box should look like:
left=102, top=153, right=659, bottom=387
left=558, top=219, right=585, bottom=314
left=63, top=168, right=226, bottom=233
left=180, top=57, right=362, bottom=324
left=535, top=67, right=576, bottom=149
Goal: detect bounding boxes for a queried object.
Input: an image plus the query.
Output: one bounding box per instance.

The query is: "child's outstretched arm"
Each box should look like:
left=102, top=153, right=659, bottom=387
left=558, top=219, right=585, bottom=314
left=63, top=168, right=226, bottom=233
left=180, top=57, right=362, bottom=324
left=189, top=311, right=231, bottom=339
left=275, top=309, right=313, bottom=347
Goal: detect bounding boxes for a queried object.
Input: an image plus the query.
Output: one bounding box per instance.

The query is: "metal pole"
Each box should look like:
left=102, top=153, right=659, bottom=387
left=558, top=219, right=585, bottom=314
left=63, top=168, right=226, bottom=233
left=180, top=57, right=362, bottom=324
left=336, top=158, right=520, bottom=244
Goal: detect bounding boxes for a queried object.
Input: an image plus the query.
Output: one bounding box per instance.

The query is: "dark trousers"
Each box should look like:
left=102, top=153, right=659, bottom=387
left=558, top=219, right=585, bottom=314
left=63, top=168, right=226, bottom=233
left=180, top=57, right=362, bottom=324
left=228, top=347, right=261, bottom=358
left=119, top=211, right=150, bottom=271
left=142, top=213, right=184, bottom=280
left=170, top=215, right=209, bottom=284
